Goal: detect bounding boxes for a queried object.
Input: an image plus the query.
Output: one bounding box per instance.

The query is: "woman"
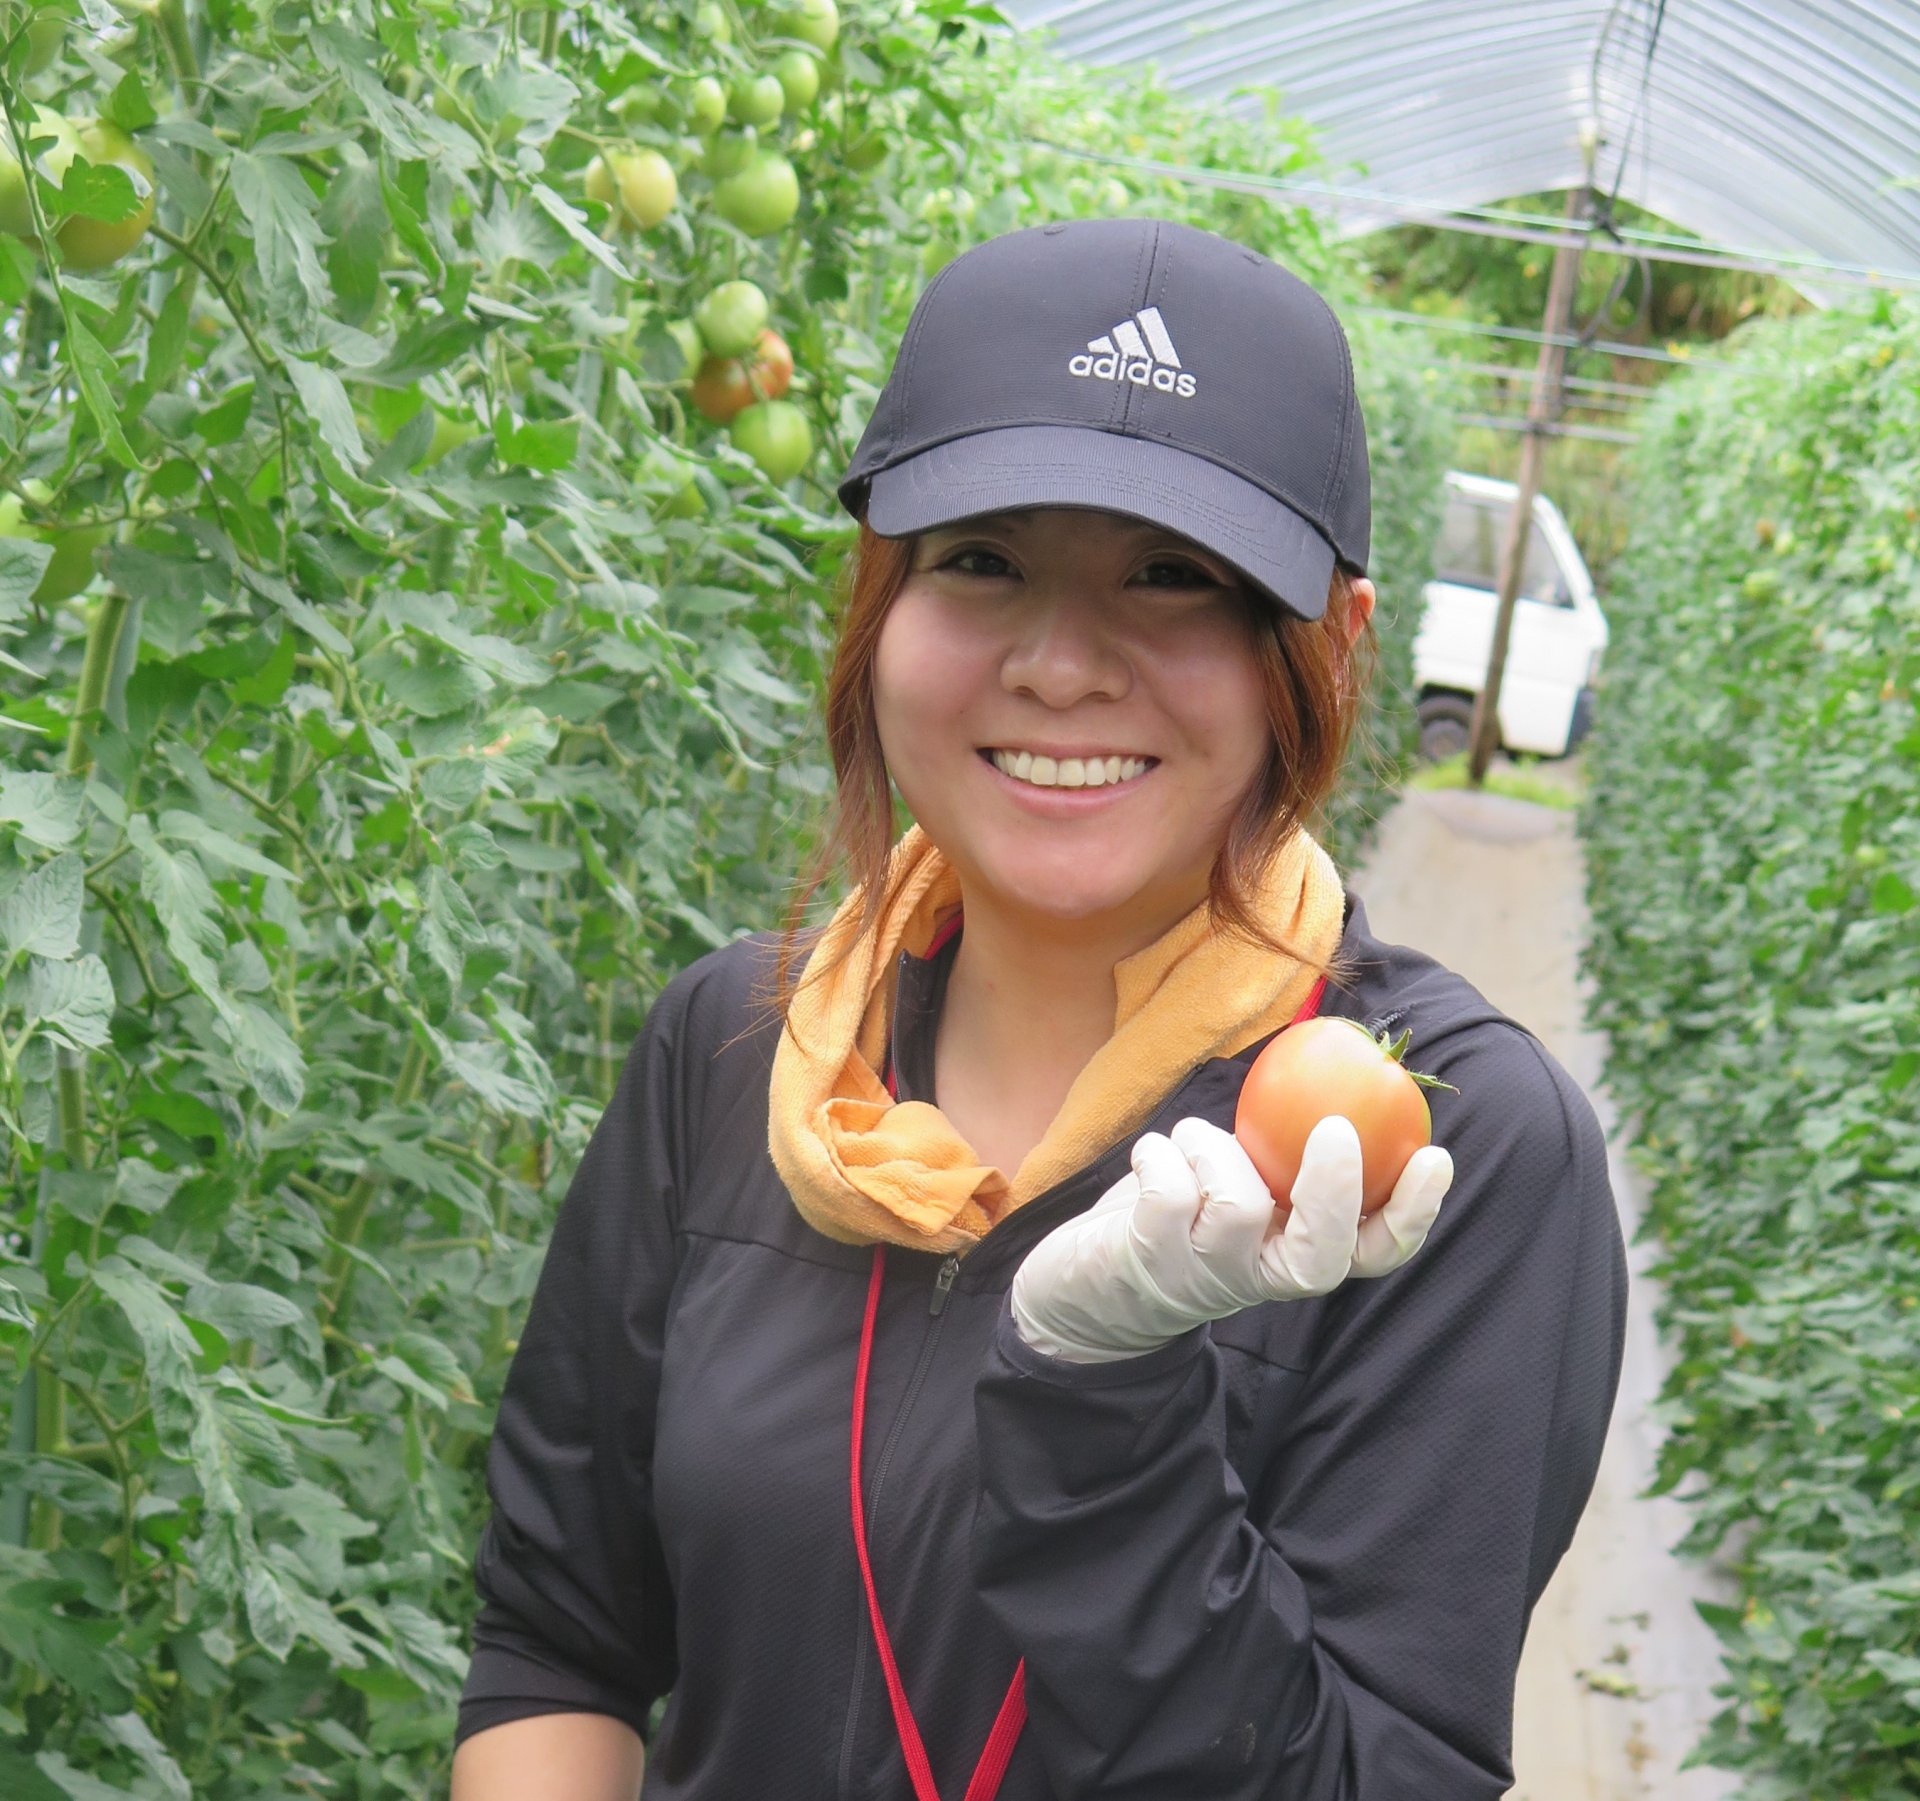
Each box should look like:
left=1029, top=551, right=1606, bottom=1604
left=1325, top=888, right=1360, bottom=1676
left=451, top=217, right=1629, bottom=1800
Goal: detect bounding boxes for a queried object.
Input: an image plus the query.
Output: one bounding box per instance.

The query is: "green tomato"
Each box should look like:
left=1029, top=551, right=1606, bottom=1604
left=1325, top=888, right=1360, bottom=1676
left=728, top=73, right=785, bottom=128
left=843, top=127, right=889, bottom=172
left=775, top=0, right=839, bottom=52
left=693, top=0, right=731, bottom=44
left=55, top=121, right=155, bottom=271
left=771, top=48, right=821, bottom=112
left=0, top=483, right=109, bottom=603
left=730, top=399, right=813, bottom=484
left=713, top=152, right=799, bottom=236
left=700, top=129, right=758, bottom=181
left=684, top=75, right=728, bottom=135
left=694, top=278, right=771, bottom=357
left=421, top=411, right=479, bottom=467
left=584, top=148, right=677, bottom=231
left=0, top=107, right=80, bottom=239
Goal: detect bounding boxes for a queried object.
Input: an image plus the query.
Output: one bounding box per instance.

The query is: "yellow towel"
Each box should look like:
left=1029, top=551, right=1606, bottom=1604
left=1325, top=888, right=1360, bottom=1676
left=767, top=822, right=1347, bottom=1256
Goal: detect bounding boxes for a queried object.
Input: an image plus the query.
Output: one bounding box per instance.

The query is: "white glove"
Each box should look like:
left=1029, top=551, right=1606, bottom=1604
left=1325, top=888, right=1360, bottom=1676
left=1010, top=1115, right=1455, bottom=1364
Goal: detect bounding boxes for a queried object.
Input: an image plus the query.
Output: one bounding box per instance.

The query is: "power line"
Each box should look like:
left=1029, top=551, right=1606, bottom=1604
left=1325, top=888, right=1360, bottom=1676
left=1351, top=306, right=1728, bottom=368
left=1452, top=412, right=1642, bottom=445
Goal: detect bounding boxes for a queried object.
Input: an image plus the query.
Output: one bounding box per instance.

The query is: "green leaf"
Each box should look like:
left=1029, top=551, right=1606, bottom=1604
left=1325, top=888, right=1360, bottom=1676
left=55, top=155, right=146, bottom=224
left=93, top=1258, right=201, bottom=1458
left=284, top=359, right=368, bottom=469
left=1869, top=870, right=1914, bottom=914
left=495, top=414, right=578, bottom=472
left=105, top=71, right=160, bottom=135
left=20, top=954, right=115, bottom=1049
left=240, top=565, right=352, bottom=657
left=63, top=313, right=139, bottom=468
left=0, top=771, right=85, bottom=848
left=228, top=152, right=330, bottom=324
left=0, top=852, right=83, bottom=960
left=98, top=1712, right=189, bottom=1801
left=0, top=539, right=55, bottom=617
left=529, top=181, right=631, bottom=279
left=127, top=814, right=227, bottom=1002
left=157, top=809, right=297, bottom=883
left=32, top=1752, right=143, bottom=1801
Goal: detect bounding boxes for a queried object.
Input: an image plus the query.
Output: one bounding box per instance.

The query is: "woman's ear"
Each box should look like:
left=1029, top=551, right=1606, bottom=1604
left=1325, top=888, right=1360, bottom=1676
left=1346, top=578, right=1377, bottom=650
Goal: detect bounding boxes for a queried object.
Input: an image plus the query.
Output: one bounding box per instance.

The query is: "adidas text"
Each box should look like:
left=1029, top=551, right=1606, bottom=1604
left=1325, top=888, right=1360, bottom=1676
left=1067, top=353, right=1197, bottom=397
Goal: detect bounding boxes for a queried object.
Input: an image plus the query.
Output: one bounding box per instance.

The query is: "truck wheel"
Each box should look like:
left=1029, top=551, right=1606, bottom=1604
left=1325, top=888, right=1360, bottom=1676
left=1416, top=694, right=1477, bottom=763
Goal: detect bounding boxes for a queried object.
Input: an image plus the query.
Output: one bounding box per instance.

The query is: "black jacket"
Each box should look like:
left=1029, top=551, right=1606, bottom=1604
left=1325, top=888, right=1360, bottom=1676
left=457, top=894, right=1629, bottom=1798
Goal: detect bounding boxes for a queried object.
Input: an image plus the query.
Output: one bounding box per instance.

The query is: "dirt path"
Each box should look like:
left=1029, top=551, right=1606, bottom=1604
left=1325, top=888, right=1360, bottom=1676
left=1353, top=780, right=1742, bottom=1801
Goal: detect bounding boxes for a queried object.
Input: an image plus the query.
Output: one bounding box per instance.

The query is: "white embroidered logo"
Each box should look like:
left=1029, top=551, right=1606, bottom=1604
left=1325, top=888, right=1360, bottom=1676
left=1067, top=306, right=1197, bottom=398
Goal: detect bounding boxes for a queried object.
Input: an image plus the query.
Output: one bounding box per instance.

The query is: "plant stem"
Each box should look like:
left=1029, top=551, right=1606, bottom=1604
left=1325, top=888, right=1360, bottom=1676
left=322, top=1035, right=432, bottom=1321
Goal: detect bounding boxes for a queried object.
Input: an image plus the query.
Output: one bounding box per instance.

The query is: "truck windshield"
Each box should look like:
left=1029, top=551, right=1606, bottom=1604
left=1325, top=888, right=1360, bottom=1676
left=1434, top=496, right=1568, bottom=604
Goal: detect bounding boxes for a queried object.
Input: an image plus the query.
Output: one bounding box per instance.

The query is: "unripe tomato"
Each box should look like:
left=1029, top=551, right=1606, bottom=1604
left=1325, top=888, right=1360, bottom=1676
left=843, top=128, right=889, bottom=172
left=693, top=1, right=730, bottom=42
left=730, top=399, right=813, bottom=483
left=728, top=73, right=785, bottom=128
left=713, top=152, right=799, bottom=236
left=700, top=129, right=758, bottom=181
left=684, top=75, right=728, bottom=135
left=772, top=48, right=821, bottom=111
left=693, top=278, right=769, bottom=357
left=0, top=107, right=80, bottom=238
left=55, top=122, right=155, bottom=271
left=1234, top=1017, right=1449, bottom=1217
left=585, top=147, right=676, bottom=231
left=776, top=0, right=840, bottom=52
left=0, top=481, right=109, bottom=603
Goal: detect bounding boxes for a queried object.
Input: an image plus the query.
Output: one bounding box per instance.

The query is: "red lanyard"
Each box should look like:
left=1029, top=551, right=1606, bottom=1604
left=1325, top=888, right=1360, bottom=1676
left=851, top=957, right=1326, bottom=1799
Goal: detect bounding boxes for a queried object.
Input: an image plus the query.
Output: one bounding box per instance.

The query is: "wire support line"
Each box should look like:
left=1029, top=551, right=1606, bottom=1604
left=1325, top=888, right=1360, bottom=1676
left=1024, top=138, right=1920, bottom=294
left=1451, top=412, right=1642, bottom=445
left=1450, top=360, right=1655, bottom=401
left=1353, top=306, right=1728, bottom=368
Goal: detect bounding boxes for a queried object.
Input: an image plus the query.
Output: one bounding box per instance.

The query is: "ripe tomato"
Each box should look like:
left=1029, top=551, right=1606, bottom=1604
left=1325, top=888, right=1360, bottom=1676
left=1234, top=1017, right=1449, bottom=1217
left=713, top=152, right=798, bottom=236
left=730, top=399, right=812, bottom=483
left=690, top=329, right=793, bottom=423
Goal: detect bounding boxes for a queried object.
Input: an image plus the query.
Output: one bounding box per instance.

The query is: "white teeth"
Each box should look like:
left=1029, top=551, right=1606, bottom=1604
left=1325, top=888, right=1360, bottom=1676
left=990, top=750, right=1151, bottom=788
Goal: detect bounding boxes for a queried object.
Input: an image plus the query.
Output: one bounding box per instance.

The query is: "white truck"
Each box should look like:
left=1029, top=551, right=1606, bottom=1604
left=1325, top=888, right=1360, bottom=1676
left=1412, top=471, right=1609, bottom=762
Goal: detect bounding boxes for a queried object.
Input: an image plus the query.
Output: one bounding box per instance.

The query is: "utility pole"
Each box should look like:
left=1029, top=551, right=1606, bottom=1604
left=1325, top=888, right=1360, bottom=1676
left=1467, top=184, right=1589, bottom=786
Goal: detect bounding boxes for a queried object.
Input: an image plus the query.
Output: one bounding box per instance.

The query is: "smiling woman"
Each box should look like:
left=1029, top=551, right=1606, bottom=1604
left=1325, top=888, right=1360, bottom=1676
left=454, top=218, right=1627, bottom=1801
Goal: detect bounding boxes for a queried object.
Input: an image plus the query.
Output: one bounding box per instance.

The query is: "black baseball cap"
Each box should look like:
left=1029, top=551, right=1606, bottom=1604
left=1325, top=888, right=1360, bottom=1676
left=836, top=216, right=1370, bottom=622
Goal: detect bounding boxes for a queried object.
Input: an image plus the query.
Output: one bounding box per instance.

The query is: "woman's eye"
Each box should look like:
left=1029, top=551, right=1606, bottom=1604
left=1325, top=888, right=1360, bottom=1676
left=1136, top=557, right=1223, bottom=589
left=941, top=546, right=1015, bottom=578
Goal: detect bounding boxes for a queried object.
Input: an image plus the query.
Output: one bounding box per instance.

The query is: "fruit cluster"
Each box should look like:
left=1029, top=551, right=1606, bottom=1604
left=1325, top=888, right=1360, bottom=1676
left=578, top=0, right=840, bottom=488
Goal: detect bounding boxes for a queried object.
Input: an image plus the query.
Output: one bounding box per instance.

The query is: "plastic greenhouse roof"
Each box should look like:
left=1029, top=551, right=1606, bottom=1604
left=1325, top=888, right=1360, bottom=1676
left=1000, top=0, right=1920, bottom=296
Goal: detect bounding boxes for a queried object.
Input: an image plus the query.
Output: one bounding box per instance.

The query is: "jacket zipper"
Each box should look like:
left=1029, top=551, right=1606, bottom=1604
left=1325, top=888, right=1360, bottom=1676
left=929, top=1252, right=960, bottom=1315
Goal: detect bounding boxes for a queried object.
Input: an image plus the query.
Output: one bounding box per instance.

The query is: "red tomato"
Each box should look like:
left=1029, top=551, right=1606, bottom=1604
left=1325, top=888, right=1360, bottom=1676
left=689, top=329, right=794, bottom=423
left=1234, top=1017, right=1448, bottom=1218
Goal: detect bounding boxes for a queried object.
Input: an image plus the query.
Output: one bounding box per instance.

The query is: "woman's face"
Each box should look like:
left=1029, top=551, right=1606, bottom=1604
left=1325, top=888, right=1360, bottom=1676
left=872, top=506, right=1282, bottom=940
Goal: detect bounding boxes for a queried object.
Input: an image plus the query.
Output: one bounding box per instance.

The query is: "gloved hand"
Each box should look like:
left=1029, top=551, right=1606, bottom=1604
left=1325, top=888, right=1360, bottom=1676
left=1010, top=1115, right=1455, bottom=1364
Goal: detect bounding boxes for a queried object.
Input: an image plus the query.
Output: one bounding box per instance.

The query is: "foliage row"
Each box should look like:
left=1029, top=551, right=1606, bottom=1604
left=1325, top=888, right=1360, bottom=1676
left=1581, top=295, right=1920, bottom=1800
left=0, top=0, right=1446, bottom=1793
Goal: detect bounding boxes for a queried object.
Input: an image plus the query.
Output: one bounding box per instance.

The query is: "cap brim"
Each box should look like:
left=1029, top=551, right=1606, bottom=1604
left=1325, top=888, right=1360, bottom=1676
left=861, top=425, right=1336, bottom=621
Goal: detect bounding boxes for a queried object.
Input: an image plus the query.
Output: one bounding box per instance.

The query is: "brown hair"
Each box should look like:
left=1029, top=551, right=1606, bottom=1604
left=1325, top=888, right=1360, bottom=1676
left=750, top=518, right=1379, bottom=1036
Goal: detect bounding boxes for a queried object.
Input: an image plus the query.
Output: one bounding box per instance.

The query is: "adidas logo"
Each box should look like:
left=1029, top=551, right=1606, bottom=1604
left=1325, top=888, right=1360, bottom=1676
left=1067, top=306, right=1198, bottom=398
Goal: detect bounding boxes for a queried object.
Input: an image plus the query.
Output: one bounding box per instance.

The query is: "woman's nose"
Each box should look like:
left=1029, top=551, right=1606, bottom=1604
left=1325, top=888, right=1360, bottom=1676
left=1000, top=584, right=1132, bottom=705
